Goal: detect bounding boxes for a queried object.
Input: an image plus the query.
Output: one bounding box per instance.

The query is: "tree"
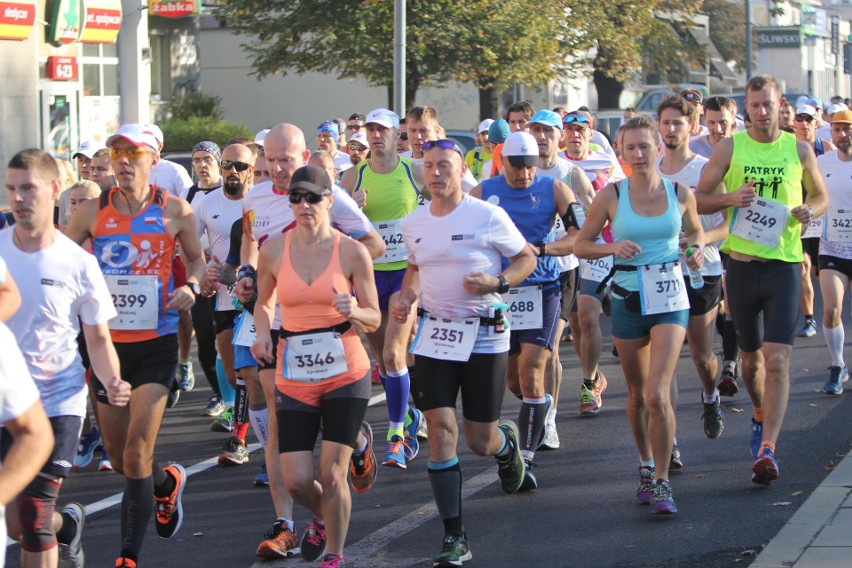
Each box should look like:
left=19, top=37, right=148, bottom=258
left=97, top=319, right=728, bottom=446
left=702, top=0, right=746, bottom=68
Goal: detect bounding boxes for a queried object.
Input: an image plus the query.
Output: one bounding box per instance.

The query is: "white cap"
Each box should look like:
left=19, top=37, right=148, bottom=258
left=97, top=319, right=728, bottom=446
left=502, top=131, right=539, bottom=167
left=478, top=119, right=495, bottom=133
left=827, top=103, right=849, bottom=115
left=254, top=128, right=270, bottom=146
left=365, top=108, right=400, bottom=129
left=143, top=123, right=164, bottom=144
left=795, top=104, right=816, bottom=117
left=72, top=140, right=105, bottom=159
left=106, top=124, right=160, bottom=154
left=349, top=132, right=368, bottom=147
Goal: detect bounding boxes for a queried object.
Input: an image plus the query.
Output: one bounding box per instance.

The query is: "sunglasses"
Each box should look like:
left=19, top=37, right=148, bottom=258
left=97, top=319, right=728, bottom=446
left=288, top=191, right=329, bottom=204
left=349, top=145, right=368, bottom=152
left=109, top=147, right=150, bottom=160
left=399, top=132, right=409, bottom=140
left=221, top=160, right=251, bottom=172
left=347, top=124, right=363, bottom=131
left=563, top=115, right=590, bottom=125
left=795, top=114, right=814, bottom=123
left=422, top=139, right=462, bottom=156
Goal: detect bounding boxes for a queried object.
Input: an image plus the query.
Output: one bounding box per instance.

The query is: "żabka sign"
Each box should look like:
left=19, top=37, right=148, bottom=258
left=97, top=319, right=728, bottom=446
left=50, top=0, right=81, bottom=45
left=150, top=0, right=199, bottom=18
left=0, top=1, right=36, bottom=41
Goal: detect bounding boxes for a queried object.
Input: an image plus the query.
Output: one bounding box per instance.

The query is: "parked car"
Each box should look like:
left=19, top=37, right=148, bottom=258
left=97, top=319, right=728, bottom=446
left=445, top=130, right=476, bottom=155
left=161, top=151, right=196, bottom=183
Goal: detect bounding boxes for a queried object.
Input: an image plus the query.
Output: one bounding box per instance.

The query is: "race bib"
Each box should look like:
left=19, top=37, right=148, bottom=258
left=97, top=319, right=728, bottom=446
left=410, top=315, right=479, bottom=362
left=580, top=255, right=614, bottom=283
left=637, top=262, right=690, bottom=315
left=802, top=214, right=824, bottom=239
left=216, top=284, right=237, bottom=311
left=282, top=331, right=347, bottom=382
left=827, top=208, right=852, bottom=243
left=502, top=286, right=543, bottom=330
left=730, top=198, right=788, bottom=248
left=233, top=311, right=257, bottom=347
left=105, top=275, right=158, bottom=331
left=374, top=218, right=408, bottom=264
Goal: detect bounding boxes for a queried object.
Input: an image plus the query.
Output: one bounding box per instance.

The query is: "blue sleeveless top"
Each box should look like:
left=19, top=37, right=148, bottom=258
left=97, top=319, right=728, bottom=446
left=481, top=174, right=560, bottom=287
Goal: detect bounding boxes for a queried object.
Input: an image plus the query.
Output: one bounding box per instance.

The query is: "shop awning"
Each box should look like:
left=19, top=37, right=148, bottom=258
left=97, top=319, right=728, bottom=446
left=0, top=1, right=36, bottom=41
left=80, top=0, right=121, bottom=44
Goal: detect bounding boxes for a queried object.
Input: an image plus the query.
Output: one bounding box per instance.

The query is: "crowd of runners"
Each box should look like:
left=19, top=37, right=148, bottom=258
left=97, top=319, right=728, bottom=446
left=1, top=72, right=850, bottom=567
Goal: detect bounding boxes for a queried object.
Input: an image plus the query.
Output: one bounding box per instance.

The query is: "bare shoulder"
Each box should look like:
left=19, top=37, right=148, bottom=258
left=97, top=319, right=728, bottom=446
left=165, top=191, right=193, bottom=219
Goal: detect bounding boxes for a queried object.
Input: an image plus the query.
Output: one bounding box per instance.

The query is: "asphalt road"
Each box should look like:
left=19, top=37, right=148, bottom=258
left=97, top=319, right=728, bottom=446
left=5, top=289, right=852, bottom=568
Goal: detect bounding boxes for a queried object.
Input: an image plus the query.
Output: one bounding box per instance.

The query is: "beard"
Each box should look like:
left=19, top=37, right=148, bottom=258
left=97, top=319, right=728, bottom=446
left=224, top=179, right=243, bottom=195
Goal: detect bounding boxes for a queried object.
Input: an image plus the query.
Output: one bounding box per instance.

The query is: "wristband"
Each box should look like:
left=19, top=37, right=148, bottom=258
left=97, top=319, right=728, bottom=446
left=537, top=242, right=547, bottom=256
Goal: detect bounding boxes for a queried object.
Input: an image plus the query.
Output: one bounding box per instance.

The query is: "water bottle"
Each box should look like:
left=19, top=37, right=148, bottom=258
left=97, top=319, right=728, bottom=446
left=685, top=247, right=704, bottom=290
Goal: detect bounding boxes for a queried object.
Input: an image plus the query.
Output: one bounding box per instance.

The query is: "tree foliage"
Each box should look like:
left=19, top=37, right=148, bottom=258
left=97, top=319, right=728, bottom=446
left=702, top=0, right=746, bottom=68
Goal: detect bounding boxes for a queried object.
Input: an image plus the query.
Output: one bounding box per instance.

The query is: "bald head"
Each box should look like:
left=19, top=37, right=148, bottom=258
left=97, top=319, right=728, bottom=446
left=222, top=143, right=253, bottom=164
left=263, top=123, right=310, bottom=192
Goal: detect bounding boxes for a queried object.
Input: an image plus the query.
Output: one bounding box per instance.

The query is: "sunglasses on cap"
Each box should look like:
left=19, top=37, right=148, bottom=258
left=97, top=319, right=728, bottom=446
left=221, top=160, right=251, bottom=172
left=109, top=147, right=151, bottom=160
left=795, top=114, right=814, bottom=123
left=288, top=191, right=330, bottom=205
left=682, top=92, right=703, bottom=104
left=348, top=144, right=368, bottom=152
left=422, top=139, right=463, bottom=156
left=563, top=115, right=590, bottom=125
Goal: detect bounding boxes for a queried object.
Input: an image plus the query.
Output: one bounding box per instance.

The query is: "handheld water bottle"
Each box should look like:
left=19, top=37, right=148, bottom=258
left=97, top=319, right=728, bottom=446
left=685, top=247, right=704, bottom=290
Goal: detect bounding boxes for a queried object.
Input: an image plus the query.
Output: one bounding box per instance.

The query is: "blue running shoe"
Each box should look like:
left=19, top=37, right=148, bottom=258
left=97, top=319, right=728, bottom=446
left=823, top=365, right=848, bottom=395
left=73, top=426, right=101, bottom=469
left=751, top=447, right=779, bottom=486
left=750, top=419, right=763, bottom=459
left=652, top=480, right=677, bottom=514
left=382, top=435, right=407, bottom=469
left=404, top=407, right=423, bottom=461
left=254, top=464, right=269, bottom=487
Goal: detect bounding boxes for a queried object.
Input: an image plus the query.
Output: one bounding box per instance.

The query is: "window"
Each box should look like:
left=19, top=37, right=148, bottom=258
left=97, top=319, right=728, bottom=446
left=81, top=44, right=119, bottom=97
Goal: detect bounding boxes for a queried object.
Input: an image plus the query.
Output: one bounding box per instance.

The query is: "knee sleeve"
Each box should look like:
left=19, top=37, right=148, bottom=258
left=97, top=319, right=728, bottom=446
left=18, top=476, right=61, bottom=552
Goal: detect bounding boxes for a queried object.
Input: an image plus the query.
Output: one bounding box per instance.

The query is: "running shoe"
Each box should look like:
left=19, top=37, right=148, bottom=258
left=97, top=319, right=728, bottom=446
left=201, top=394, right=225, bottom=417
left=535, top=394, right=553, bottom=449
left=219, top=436, right=249, bottom=465
left=702, top=396, right=725, bottom=439
left=115, top=558, right=137, bottom=568
left=670, top=445, right=684, bottom=471
left=751, top=447, right=779, bottom=486
left=495, top=420, right=524, bottom=494
left=154, top=464, right=186, bottom=539
left=210, top=407, right=234, bottom=433
left=382, top=435, right=408, bottom=469
left=750, top=418, right=763, bottom=459
left=417, top=413, right=429, bottom=439
left=579, top=372, right=607, bottom=416
left=637, top=466, right=655, bottom=505
left=57, top=502, right=85, bottom=568
left=652, top=479, right=677, bottom=514
left=404, top=407, right=424, bottom=461
left=518, top=459, right=538, bottom=492
left=321, top=553, right=347, bottom=568
left=562, top=325, right=573, bottom=343
left=539, top=422, right=560, bottom=451
left=798, top=317, right=818, bottom=338
left=254, top=464, right=269, bottom=487
left=73, top=426, right=101, bottom=469
left=718, top=366, right=739, bottom=397
left=166, top=388, right=180, bottom=408
left=300, top=517, right=327, bottom=562
left=178, top=361, right=195, bottom=391
left=256, top=520, right=300, bottom=559
left=824, top=364, right=848, bottom=395
left=98, top=449, right=113, bottom=472
left=350, top=421, right=377, bottom=494
left=433, top=533, right=472, bottom=567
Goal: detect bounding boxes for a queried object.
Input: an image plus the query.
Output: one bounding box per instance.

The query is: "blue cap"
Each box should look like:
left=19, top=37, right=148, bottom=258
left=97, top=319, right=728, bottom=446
left=808, top=97, right=824, bottom=110
left=488, top=119, right=511, bottom=144
left=528, top=110, right=563, bottom=130
left=316, top=121, right=338, bottom=136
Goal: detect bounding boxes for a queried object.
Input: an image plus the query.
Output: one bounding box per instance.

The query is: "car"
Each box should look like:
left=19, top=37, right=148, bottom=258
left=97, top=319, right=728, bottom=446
left=444, top=130, right=476, bottom=155
left=161, top=151, right=196, bottom=182
left=633, top=84, right=709, bottom=113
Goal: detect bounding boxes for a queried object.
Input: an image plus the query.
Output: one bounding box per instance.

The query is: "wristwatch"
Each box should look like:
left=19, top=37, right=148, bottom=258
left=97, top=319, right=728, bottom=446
left=537, top=242, right=547, bottom=256
left=185, top=282, right=201, bottom=297
left=496, top=275, right=510, bottom=294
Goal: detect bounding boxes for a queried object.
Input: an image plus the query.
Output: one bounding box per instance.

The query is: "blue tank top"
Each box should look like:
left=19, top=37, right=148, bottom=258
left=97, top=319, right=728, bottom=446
left=611, top=178, right=681, bottom=292
left=481, top=174, right=560, bottom=287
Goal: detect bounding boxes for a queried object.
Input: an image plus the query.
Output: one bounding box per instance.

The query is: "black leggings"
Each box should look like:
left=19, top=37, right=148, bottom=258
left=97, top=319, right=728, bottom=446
left=191, top=294, right=220, bottom=396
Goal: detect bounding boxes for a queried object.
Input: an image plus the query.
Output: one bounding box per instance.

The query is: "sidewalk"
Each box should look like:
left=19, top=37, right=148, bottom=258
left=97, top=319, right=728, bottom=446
left=751, top=451, right=852, bottom=568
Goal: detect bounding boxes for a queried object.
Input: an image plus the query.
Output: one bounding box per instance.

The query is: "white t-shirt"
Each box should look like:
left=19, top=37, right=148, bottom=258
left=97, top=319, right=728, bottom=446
left=331, top=150, right=353, bottom=175
left=403, top=193, right=526, bottom=354
left=150, top=159, right=193, bottom=198
left=0, top=230, right=116, bottom=417
left=655, top=154, right=723, bottom=276
left=537, top=157, right=579, bottom=272
left=590, top=131, right=616, bottom=157
left=565, top=150, right=626, bottom=184
left=193, top=188, right=245, bottom=312
left=818, top=151, right=852, bottom=259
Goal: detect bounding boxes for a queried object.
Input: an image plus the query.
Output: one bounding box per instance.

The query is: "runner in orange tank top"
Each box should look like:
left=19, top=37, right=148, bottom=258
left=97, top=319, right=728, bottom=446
left=251, top=165, right=381, bottom=567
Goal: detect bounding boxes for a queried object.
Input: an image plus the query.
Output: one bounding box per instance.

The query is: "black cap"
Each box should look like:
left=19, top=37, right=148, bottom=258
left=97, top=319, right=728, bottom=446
left=289, top=165, right=332, bottom=195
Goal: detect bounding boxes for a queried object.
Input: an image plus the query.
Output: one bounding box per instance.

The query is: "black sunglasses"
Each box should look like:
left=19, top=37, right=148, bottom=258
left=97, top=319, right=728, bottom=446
left=349, top=144, right=367, bottom=152
left=288, top=191, right=329, bottom=204
left=221, top=160, right=250, bottom=172
left=422, top=139, right=462, bottom=156
left=399, top=132, right=409, bottom=140
left=795, top=114, right=814, bottom=123
left=347, top=124, right=362, bottom=131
